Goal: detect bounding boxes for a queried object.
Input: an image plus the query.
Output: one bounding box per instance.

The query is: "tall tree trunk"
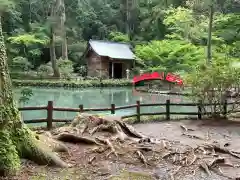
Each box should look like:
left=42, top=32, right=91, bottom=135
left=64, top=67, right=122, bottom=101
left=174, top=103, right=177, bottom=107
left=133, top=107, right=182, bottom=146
left=60, top=0, right=68, bottom=60
left=207, top=4, right=214, bottom=63
left=50, top=0, right=60, bottom=78
left=0, top=16, right=66, bottom=177
left=50, top=26, right=60, bottom=77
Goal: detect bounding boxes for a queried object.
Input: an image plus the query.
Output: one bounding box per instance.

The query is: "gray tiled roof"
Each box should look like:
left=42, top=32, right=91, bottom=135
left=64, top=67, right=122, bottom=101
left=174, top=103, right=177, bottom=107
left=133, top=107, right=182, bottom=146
left=89, top=39, right=135, bottom=60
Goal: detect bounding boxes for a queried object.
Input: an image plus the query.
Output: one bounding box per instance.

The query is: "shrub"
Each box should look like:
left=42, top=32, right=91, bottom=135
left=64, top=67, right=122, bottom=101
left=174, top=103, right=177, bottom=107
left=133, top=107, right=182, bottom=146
left=57, top=58, right=74, bottom=79
left=37, top=64, right=53, bottom=78
left=10, top=56, right=32, bottom=72
left=185, top=57, right=240, bottom=118
left=12, top=79, right=132, bottom=88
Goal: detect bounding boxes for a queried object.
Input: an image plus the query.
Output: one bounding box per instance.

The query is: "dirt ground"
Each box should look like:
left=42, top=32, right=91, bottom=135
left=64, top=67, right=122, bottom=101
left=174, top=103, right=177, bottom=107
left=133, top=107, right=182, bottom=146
left=3, top=119, right=240, bottom=180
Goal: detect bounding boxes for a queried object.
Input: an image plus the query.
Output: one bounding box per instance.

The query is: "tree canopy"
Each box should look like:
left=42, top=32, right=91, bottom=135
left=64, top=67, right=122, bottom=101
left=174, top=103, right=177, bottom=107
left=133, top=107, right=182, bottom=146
left=0, top=0, right=239, bottom=77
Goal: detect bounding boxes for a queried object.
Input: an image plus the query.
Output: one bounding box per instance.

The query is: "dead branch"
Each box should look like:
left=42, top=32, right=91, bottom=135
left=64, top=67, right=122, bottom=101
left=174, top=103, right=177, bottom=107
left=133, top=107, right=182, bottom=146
left=180, top=125, right=194, bottom=132
left=182, top=133, right=204, bottom=140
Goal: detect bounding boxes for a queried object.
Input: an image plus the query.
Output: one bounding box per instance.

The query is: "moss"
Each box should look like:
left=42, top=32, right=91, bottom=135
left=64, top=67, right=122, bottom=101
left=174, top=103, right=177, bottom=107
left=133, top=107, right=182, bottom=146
left=12, top=125, right=58, bottom=166
left=109, top=171, right=153, bottom=180
left=0, top=129, right=21, bottom=176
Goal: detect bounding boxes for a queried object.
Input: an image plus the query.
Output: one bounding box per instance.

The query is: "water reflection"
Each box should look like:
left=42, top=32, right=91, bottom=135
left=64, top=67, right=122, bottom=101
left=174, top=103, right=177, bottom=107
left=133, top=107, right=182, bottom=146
left=14, top=87, right=197, bottom=121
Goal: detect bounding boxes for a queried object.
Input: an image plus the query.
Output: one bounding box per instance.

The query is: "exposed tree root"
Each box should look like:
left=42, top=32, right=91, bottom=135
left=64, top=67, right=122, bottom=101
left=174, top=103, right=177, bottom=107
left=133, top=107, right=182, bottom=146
left=202, top=143, right=240, bottom=159
left=95, top=137, right=118, bottom=158
left=199, top=161, right=211, bottom=176
left=36, top=133, right=69, bottom=153
left=135, top=150, right=148, bottom=166
left=0, top=125, right=68, bottom=177
left=88, top=156, right=96, bottom=164
left=31, top=113, right=240, bottom=179
left=56, top=133, right=100, bottom=145
left=182, top=132, right=204, bottom=140
left=188, top=154, right=198, bottom=166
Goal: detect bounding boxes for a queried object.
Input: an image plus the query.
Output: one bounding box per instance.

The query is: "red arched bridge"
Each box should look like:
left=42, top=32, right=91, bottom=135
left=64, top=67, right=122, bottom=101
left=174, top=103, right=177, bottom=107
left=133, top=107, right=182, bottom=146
left=133, top=72, right=183, bottom=86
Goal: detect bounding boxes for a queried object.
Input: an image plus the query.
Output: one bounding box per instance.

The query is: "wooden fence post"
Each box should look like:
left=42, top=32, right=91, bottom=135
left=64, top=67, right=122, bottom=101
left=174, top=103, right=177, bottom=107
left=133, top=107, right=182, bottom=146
left=136, top=101, right=140, bottom=122
left=47, top=101, right=53, bottom=129
left=111, top=104, right=115, bottom=114
left=166, top=100, right=170, bottom=120
left=198, top=100, right=202, bottom=120
left=79, top=105, right=84, bottom=113
left=223, top=99, right=227, bottom=118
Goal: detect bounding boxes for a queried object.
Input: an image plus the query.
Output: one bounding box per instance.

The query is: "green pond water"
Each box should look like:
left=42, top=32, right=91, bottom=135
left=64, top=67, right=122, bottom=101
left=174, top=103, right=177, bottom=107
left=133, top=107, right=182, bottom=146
left=14, top=87, right=197, bottom=122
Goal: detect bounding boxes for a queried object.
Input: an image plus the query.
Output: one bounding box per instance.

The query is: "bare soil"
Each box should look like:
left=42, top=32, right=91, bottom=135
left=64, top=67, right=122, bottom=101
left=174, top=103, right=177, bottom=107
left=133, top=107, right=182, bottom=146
left=2, top=119, right=240, bottom=180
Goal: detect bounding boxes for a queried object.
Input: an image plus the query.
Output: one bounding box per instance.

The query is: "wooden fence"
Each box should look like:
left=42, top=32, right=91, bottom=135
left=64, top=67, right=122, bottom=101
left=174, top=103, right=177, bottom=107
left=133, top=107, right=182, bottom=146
left=18, top=100, right=239, bottom=129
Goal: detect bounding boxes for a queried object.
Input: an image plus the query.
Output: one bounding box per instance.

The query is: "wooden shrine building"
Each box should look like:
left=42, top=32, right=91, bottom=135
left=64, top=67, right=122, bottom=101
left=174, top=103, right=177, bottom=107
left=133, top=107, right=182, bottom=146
left=83, top=40, right=135, bottom=79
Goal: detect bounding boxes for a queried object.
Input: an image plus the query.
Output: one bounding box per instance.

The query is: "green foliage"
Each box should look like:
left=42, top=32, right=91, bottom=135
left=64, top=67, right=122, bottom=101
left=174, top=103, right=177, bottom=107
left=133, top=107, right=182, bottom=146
left=12, top=79, right=132, bottom=88
left=0, top=0, right=14, bottom=12
left=37, top=64, right=53, bottom=78
left=185, top=57, right=240, bottom=117
left=8, top=34, right=48, bottom=46
left=7, top=33, right=48, bottom=69
left=108, top=31, right=130, bottom=42
left=75, top=66, right=87, bottom=77
left=57, top=58, right=74, bottom=79
left=1, top=0, right=239, bottom=80
left=19, top=88, right=33, bottom=104
left=11, top=56, right=32, bottom=72
left=135, top=39, right=205, bottom=73
left=214, top=13, right=240, bottom=44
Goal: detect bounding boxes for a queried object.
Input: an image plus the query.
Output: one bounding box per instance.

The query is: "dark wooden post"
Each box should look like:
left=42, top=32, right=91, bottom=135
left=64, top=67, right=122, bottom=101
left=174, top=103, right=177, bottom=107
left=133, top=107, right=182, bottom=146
left=166, top=100, right=170, bottom=120
left=198, top=100, right=202, bottom=120
left=111, top=104, right=115, bottom=114
left=47, top=101, right=53, bottom=129
left=136, top=100, right=140, bottom=122
left=223, top=99, right=227, bottom=118
left=79, top=104, right=84, bottom=113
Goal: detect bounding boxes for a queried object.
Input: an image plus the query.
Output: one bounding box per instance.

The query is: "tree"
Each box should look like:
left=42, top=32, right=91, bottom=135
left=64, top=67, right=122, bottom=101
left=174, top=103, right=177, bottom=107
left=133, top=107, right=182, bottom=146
left=207, top=2, right=214, bottom=63
left=108, top=31, right=130, bottom=42
left=60, top=0, right=68, bottom=60
left=50, top=0, right=61, bottom=77
left=185, top=57, right=240, bottom=118
left=186, top=0, right=216, bottom=63
left=135, top=39, right=205, bottom=73
left=0, top=3, right=67, bottom=176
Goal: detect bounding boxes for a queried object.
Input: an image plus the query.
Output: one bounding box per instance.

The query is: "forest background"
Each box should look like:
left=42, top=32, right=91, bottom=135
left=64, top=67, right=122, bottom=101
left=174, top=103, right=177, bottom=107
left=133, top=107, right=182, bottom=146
left=1, top=0, right=240, bottom=79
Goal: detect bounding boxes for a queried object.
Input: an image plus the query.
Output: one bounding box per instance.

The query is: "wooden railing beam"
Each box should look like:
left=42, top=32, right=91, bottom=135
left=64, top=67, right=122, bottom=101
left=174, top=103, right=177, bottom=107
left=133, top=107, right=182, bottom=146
left=18, top=100, right=238, bottom=129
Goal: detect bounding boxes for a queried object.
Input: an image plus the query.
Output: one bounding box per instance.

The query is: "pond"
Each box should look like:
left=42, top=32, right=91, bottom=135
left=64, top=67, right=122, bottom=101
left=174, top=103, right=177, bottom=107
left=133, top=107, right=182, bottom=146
left=14, top=87, right=197, bottom=122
